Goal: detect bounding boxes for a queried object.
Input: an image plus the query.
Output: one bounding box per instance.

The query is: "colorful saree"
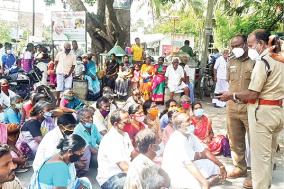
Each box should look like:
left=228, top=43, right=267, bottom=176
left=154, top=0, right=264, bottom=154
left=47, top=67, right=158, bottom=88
left=140, top=64, right=155, bottom=100
left=85, top=60, right=100, bottom=95
left=191, top=115, right=226, bottom=155
left=151, top=64, right=167, bottom=102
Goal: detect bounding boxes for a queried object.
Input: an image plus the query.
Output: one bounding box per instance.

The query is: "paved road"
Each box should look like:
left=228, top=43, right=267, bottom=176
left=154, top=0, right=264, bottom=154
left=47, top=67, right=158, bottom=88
left=17, top=100, right=284, bottom=189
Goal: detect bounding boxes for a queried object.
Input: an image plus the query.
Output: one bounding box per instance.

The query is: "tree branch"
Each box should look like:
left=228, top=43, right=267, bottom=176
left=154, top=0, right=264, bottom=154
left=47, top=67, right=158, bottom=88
left=106, top=0, right=123, bottom=33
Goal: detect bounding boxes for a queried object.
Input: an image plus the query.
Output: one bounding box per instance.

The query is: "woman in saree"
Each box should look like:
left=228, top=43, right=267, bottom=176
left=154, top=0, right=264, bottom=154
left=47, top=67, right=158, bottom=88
left=140, top=56, right=155, bottom=100
left=82, top=54, right=100, bottom=96
left=60, top=90, right=85, bottom=113
left=102, top=54, right=119, bottom=91
left=191, top=102, right=230, bottom=156
left=151, top=57, right=167, bottom=103
left=30, top=134, right=92, bottom=189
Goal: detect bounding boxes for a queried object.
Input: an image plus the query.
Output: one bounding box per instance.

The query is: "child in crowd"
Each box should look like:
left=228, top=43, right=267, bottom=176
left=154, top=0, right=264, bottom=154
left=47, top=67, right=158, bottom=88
left=74, top=56, right=85, bottom=79
left=47, top=61, right=56, bottom=88
left=131, top=64, right=140, bottom=89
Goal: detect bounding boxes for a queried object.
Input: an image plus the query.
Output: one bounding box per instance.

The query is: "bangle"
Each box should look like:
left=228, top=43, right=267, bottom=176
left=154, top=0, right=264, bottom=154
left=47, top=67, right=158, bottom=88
left=233, top=93, right=237, bottom=101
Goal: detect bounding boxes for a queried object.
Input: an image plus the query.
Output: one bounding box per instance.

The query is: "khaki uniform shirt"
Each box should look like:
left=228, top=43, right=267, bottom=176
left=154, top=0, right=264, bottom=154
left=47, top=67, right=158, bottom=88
left=227, top=56, right=254, bottom=113
left=248, top=49, right=284, bottom=100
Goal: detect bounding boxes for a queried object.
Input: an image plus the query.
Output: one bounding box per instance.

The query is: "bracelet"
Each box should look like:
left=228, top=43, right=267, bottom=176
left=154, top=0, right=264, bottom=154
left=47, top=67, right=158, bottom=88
left=233, top=93, right=237, bottom=101
left=219, top=165, right=225, bottom=169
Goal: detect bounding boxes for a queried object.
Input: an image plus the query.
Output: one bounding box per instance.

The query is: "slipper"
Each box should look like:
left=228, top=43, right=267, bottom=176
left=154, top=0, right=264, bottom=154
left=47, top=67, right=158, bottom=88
left=208, top=175, right=222, bottom=186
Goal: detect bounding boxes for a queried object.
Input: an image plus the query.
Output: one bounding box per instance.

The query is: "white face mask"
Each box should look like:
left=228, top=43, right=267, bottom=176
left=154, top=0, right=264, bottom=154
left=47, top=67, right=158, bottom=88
left=232, top=48, right=245, bottom=58
left=248, top=48, right=260, bottom=61
left=6, top=50, right=11, bottom=54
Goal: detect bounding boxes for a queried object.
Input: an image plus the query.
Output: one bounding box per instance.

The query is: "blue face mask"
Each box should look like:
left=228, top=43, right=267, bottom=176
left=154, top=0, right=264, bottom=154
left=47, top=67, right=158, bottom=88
left=194, top=109, right=204, bottom=117
left=84, top=122, right=93, bottom=128
left=185, top=125, right=195, bottom=134
left=43, top=111, right=52, bottom=118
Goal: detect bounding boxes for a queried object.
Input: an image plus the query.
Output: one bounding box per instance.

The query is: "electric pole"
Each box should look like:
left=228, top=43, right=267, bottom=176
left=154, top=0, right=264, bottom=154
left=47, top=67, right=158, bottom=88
left=32, top=0, right=35, bottom=36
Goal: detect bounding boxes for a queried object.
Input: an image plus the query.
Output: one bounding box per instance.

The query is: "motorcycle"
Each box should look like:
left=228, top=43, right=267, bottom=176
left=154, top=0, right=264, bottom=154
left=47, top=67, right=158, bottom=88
left=1, top=64, right=56, bottom=107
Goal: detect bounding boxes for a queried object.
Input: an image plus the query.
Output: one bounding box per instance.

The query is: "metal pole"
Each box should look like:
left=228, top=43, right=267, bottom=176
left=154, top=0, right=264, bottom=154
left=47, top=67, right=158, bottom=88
left=200, top=0, right=214, bottom=68
left=32, top=0, right=35, bottom=36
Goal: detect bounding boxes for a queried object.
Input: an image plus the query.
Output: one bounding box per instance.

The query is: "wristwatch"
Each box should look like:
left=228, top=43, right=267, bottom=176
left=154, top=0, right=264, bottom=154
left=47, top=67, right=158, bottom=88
left=233, top=93, right=241, bottom=103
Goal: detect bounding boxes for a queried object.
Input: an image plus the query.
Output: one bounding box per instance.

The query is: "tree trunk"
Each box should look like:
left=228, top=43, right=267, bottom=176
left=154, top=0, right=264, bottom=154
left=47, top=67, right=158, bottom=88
left=66, top=0, right=131, bottom=56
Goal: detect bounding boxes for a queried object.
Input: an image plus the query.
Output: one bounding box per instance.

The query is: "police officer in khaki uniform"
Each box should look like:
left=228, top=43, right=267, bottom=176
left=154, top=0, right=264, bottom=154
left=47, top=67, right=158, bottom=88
left=226, top=35, right=254, bottom=179
left=219, top=29, right=284, bottom=189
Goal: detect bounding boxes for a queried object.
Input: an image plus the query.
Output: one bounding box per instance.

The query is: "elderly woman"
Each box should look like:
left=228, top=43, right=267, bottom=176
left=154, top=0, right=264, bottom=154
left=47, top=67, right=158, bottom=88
left=192, top=102, right=230, bottom=156
left=30, top=134, right=92, bottom=189
left=123, top=104, right=146, bottom=146
left=143, top=100, right=161, bottom=140
left=162, top=112, right=227, bottom=189
left=179, top=95, right=192, bottom=115
left=16, top=101, right=52, bottom=158
left=74, top=107, right=102, bottom=175
left=60, top=89, right=85, bottom=113
left=115, top=55, right=133, bottom=99
left=82, top=54, right=100, bottom=96
left=102, top=54, right=119, bottom=91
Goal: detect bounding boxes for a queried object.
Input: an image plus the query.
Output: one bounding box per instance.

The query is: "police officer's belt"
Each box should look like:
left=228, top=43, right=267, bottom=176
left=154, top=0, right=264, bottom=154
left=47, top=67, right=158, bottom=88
left=246, top=99, right=283, bottom=107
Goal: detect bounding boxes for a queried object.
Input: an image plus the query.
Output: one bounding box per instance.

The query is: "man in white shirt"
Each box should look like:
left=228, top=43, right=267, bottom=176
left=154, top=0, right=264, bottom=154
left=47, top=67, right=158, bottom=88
left=162, top=112, right=227, bottom=189
left=96, top=109, right=135, bottom=188
left=54, top=42, right=76, bottom=104
left=124, top=128, right=158, bottom=189
left=212, top=49, right=229, bottom=107
left=0, top=79, right=17, bottom=108
left=93, top=97, right=111, bottom=136
left=165, top=58, right=189, bottom=99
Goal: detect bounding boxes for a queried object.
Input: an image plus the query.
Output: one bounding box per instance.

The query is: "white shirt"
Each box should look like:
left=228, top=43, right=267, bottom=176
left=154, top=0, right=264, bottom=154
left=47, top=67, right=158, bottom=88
left=162, top=131, right=204, bottom=189
left=0, top=90, right=17, bottom=108
left=33, top=126, right=63, bottom=171
left=71, top=48, right=84, bottom=57
left=184, top=64, right=196, bottom=83
left=55, top=51, right=76, bottom=75
left=93, top=109, right=111, bottom=132
left=96, top=127, right=134, bottom=185
left=214, top=56, right=228, bottom=80
left=165, top=64, right=185, bottom=86
left=124, top=154, right=154, bottom=189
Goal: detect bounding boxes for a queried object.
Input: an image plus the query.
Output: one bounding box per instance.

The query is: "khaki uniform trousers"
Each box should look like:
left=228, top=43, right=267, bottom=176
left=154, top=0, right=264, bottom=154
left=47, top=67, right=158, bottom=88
left=227, top=111, right=249, bottom=171
left=248, top=104, right=284, bottom=189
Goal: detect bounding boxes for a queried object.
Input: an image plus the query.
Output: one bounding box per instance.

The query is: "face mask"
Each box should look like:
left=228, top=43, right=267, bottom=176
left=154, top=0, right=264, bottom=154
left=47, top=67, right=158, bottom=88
left=1, top=85, right=9, bottom=92
left=194, top=108, right=204, bottom=117
left=248, top=48, right=260, bottom=61
left=6, top=50, right=11, bottom=54
left=43, top=111, right=52, bottom=118
left=100, top=110, right=110, bottom=118
left=63, top=129, right=73, bottom=136
left=184, top=125, right=195, bottom=135
left=148, top=108, right=159, bottom=119
left=232, top=48, right=245, bottom=58
left=15, top=103, right=23, bottom=110
left=182, top=102, right=191, bottom=110
left=69, top=153, right=83, bottom=163
left=84, top=122, right=93, bottom=129
left=135, top=115, right=145, bottom=122
left=65, top=49, right=71, bottom=54
left=64, top=95, right=74, bottom=101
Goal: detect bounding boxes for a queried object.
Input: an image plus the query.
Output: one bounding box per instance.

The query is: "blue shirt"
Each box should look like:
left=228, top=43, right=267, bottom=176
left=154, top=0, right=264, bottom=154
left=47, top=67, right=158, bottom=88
left=73, top=122, right=102, bottom=148
left=38, top=161, right=70, bottom=187
left=3, top=108, right=21, bottom=124
left=1, top=53, right=16, bottom=69
left=160, top=113, right=169, bottom=129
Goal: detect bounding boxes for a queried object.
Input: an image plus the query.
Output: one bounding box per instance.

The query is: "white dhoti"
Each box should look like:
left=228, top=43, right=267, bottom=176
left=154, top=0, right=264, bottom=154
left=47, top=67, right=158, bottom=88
left=212, top=78, right=228, bottom=107
left=170, top=159, right=220, bottom=189
left=168, top=81, right=188, bottom=93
